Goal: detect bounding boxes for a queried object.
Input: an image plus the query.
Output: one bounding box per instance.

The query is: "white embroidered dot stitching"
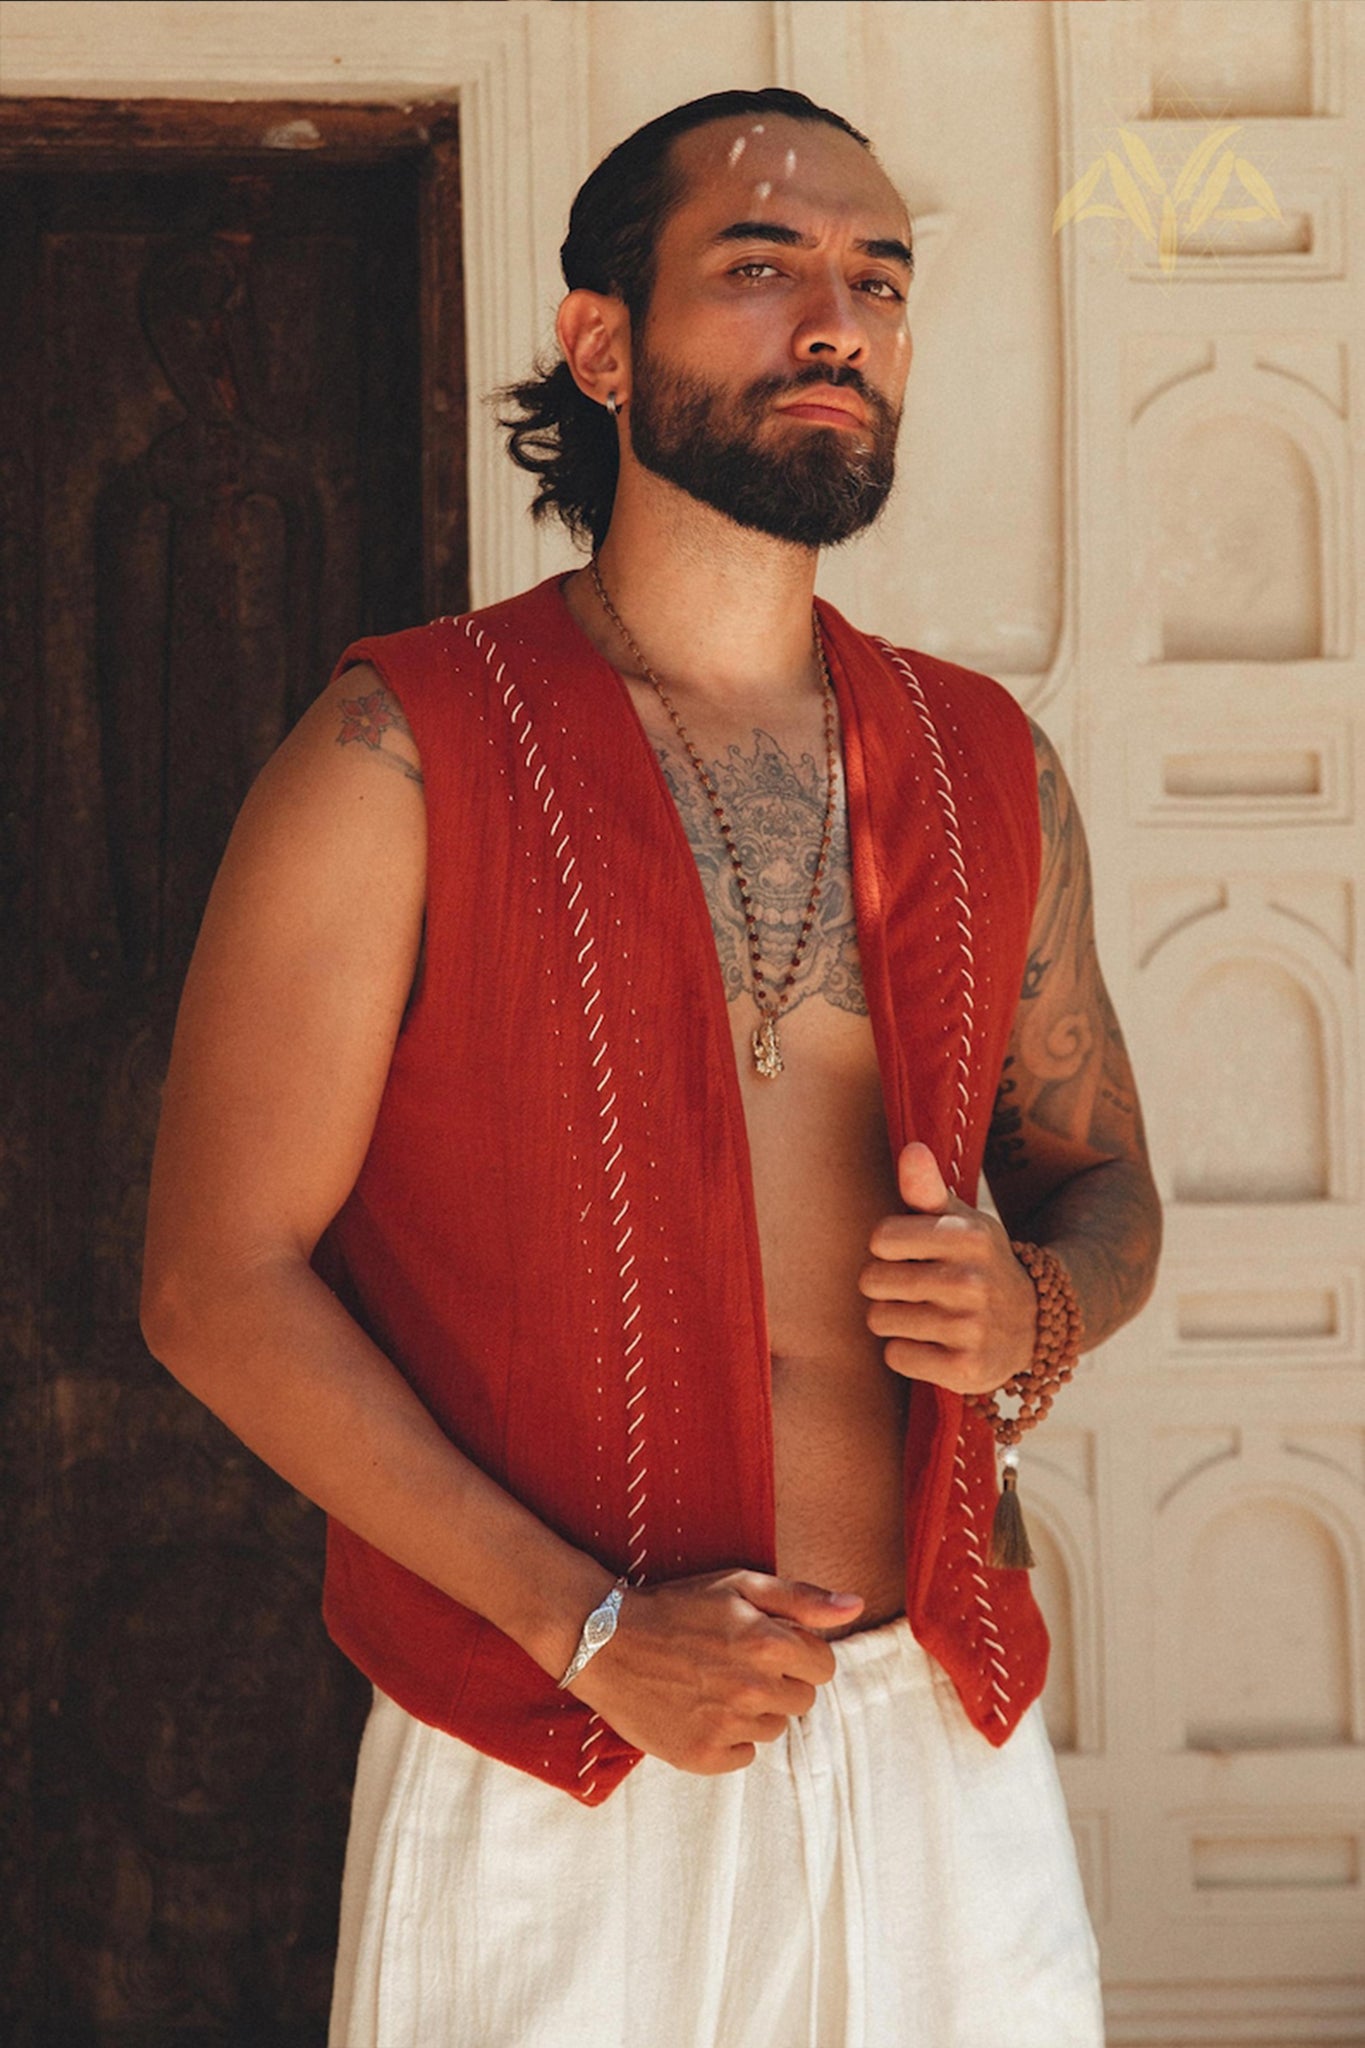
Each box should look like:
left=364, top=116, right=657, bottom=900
left=875, top=638, right=1007, bottom=1724
left=466, top=620, right=648, bottom=1799
left=953, top=1447, right=1010, bottom=1720
left=875, top=641, right=977, bottom=1190
left=576, top=1715, right=606, bottom=1795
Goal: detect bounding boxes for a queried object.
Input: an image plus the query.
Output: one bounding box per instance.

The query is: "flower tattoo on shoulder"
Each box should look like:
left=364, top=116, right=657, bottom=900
left=334, top=684, right=422, bottom=785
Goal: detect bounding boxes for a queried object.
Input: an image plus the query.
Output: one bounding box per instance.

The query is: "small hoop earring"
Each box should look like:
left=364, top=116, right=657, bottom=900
left=605, top=391, right=621, bottom=417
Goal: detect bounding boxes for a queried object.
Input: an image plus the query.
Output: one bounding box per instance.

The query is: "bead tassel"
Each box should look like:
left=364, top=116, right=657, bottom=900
left=966, top=1241, right=1082, bottom=1570
left=988, top=1460, right=1036, bottom=1571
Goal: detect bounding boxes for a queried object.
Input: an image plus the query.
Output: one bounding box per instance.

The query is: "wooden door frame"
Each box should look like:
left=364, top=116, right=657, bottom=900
left=0, top=95, right=468, bottom=620
left=0, top=100, right=467, bottom=2035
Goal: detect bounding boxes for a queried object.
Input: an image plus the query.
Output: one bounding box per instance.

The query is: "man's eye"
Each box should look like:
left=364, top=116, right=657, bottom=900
left=859, top=277, right=905, bottom=301
left=730, top=261, right=780, bottom=281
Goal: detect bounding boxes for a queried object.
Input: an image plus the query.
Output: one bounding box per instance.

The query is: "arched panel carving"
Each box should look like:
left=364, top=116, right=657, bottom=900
left=1127, top=343, right=1352, bottom=664
left=1154, top=1442, right=1365, bottom=1753
left=1153, top=416, right=1320, bottom=664
left=1171, top=958, right=1327, bottom=1203
left=1182, top=1498, right=1350, bottom=1750
left=1138, top=890, right=1358, bottom=1208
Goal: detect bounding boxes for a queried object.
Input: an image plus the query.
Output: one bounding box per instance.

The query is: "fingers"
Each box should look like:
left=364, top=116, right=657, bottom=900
left=867, top=1310, right=967, bottom=1358
left=867, top=1211, right=975, bottom=1261
left=568, top=1571, right=861, bottom=1777
left=857, top=1256, right=984, bottom=1305
left=862, top=1180, right=1021, bottom=1395
left=862, top=1261, right=1014, bottom=1386
left=880, top=1335, right=983, bottom=1389
left=696, top=1695, right=820, bottom=1774
left=705, top=1706, right=802, bottom=1774
left=864, top=1291, right=983, bottom=1344
left=772, top=1675, right=820, bottom=1719
left=857, top=1250, right=988, bottom=1367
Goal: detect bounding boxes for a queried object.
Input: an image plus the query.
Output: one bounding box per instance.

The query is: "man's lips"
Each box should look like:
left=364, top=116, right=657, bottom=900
left=774, top=392, right=871, bottom=430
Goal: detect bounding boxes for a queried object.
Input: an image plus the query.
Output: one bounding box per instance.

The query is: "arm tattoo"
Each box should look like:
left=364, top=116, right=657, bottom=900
left=984, top=719, right=1162, bottom=1348
left=335, top=686, right=423, bottom=786
left=982, top=1054, right=1026, bottom=1179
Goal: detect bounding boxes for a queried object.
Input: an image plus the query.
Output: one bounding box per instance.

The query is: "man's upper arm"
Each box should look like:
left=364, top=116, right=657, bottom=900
left=983, top=718, right=1151, bottom=1229
left=144, top=663, right=426, bottom=1298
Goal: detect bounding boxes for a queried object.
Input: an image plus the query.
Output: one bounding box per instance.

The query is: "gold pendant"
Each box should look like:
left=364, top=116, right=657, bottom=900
left=752, top=1014, right=784, bottom=1078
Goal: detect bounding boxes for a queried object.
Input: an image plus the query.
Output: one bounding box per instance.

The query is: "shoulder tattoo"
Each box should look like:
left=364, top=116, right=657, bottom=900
left=335, top=683, right=423, bottom=786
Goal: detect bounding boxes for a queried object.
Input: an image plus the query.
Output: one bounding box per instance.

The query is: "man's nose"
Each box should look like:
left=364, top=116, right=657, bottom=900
left=791, top=274, right=869, bottom=368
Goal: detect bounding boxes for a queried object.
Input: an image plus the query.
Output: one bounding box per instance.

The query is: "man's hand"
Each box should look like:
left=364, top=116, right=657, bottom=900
left=565, top=1570, right=863, bottom=1775
left=857, top=1140, right=1038, bottom=1396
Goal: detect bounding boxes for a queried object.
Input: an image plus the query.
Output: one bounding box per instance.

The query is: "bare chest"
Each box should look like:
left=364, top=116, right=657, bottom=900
left=629, top=688, right=900, bottom=1331
left=632, top=689, right=908, bottom=1615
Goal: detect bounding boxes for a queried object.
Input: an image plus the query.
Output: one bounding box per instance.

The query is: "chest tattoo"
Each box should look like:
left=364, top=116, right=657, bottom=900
left=654, top=727, right=869, bottom=1019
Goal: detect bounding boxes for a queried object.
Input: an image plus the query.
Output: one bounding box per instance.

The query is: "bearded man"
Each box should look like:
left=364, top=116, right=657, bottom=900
left=142, top=88, right=1161, bottom=2048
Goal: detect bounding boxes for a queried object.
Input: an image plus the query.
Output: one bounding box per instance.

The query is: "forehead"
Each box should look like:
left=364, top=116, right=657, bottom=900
left=663, top=114, right=909, bottom=249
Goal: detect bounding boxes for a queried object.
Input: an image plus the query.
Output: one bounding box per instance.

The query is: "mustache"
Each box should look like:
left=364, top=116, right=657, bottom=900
left=788, top=363, right=870, bottom=395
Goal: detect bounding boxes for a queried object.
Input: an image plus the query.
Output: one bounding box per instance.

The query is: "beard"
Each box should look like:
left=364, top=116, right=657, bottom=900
left=627, top=340, right=900, bottom=550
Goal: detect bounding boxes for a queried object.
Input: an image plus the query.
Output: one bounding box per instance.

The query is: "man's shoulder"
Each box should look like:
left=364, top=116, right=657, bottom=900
left=820, top=601, right=1032, bottom=734
left=330, top=577, right=566, bottom=695
left=438, top=573, right=567, bottom=643
left=357, top=576, right=561, bottom=651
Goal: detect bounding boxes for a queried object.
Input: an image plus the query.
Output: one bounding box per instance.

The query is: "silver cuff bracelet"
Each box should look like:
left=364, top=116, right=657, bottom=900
left=556, top=1576, right=629, bottom=1690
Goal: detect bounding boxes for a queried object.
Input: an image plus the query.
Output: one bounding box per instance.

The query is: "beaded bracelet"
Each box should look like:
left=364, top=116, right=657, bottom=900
left=964, top=1241, right=1082, bottom=1568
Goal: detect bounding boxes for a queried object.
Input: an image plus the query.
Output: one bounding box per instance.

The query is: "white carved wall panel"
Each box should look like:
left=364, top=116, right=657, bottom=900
left=1057, top=2, right=1364, bottom=2035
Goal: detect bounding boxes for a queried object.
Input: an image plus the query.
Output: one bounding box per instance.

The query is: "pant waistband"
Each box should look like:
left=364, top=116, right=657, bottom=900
left=827, top=1612, right=938, bottom=1697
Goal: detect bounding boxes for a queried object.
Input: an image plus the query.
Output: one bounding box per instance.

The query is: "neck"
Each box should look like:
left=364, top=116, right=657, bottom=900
left=568, top=468, right=823, bottom=709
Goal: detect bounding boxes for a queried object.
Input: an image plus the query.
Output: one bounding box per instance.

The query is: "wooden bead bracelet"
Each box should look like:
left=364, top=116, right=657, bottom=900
left=964, top=1240, right=1082, bottom=1567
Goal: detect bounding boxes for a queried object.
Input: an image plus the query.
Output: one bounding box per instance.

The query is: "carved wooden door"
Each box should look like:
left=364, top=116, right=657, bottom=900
left=1, top=145, right=448, bottom=2044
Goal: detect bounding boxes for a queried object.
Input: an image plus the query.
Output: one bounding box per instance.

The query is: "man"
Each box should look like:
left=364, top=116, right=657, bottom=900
left=142, top=88, right=1160, bottom=2046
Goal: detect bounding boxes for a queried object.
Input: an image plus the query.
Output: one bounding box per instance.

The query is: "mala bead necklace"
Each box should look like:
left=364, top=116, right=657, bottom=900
left=965, top=1240, right=1083, bottom=1568
left=589, top=563, right=1081, bottom=1557
left=590, top=558, right=838, bottom=1079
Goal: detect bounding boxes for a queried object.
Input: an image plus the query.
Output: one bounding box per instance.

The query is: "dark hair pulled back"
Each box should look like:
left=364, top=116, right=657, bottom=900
left=496, top=88, right=872, bottom=553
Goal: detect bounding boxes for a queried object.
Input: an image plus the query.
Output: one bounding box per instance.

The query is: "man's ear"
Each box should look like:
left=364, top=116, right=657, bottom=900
left=555, top=288, right=632, bottom=409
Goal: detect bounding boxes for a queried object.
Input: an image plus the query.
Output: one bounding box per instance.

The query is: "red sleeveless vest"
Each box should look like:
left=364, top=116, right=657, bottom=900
left=315, top=575, right=1047, bottom=1803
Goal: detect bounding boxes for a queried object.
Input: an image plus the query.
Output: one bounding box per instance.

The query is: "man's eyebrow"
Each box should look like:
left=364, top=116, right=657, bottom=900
left=710, top=219, right=914, bottom=274
left=861, top=235, right=915, bottom=274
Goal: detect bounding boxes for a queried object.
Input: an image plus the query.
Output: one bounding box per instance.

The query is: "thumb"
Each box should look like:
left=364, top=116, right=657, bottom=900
left=898, top=1139, right=952, bottom=1214
left=739, top=1574, right=864, bottom=1629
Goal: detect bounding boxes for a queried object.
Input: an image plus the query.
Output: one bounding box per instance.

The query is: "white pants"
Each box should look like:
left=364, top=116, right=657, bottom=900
left=329, top=1617, right=1104, bottom=2048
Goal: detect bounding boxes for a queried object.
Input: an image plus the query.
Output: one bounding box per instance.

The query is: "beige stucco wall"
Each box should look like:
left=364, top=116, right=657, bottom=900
left=5, top=4, right=1362, bottom=2039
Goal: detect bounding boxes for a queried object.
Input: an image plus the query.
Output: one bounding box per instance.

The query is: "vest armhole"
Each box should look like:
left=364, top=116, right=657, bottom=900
left=327, top=629, right=455, bottom=796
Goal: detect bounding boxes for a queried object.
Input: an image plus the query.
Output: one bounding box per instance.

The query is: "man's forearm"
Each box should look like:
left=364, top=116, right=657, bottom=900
left=141, top=1258, right=614, bottom=1679
left=1019, top=1156, right=1163, bottom=1352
